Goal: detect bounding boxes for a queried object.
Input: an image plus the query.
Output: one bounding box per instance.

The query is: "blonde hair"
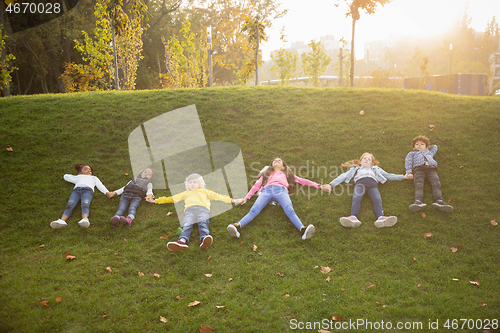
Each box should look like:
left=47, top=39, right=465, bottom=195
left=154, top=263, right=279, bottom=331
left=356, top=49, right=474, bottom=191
left=185, top=173, right=205, bottom=190
left=341, top=152, right=380, bottom=168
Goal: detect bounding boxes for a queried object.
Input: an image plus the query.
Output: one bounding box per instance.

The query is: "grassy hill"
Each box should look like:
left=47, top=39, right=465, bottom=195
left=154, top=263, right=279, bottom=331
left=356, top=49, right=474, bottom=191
left=1, top=87, right=499, bottom=332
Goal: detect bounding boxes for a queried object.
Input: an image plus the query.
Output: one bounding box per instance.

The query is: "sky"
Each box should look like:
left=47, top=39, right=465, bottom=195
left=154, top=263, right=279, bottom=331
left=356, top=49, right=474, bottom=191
left=260, top=0, right=500, bottom=60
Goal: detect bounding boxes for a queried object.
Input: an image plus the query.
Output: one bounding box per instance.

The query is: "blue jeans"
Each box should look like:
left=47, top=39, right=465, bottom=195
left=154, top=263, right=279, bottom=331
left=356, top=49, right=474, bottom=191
left=63, top=187, right=94, bottom=217
left=114, top=192, right=142, bottom=220
left=351, top=178, right=383, bottom=218
left=179, top=206, right=210, bottom=243
left=238, top=185, right=304, bottom=230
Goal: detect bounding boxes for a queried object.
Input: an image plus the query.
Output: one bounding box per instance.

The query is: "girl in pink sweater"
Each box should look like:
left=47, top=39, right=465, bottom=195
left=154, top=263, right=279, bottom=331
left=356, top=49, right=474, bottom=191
left=227, top=157, right=319, bottom=240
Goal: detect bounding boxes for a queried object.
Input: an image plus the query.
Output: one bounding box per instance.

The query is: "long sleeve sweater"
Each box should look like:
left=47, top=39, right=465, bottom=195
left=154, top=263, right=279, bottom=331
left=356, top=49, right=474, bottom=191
left=245, top=171, right=320, bottom=200
left=154, top=188, right=232, bottom=211
left=63, top=174, right=109, bottom=194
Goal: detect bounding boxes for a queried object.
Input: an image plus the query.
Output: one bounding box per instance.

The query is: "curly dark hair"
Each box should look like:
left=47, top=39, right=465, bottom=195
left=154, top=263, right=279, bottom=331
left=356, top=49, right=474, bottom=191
left=411, top=135, right=430, bottom=149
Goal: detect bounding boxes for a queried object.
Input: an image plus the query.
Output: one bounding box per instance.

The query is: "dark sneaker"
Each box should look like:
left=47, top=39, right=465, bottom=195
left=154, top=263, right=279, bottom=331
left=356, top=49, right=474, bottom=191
left=374, top=216, right=397, bottom=228
left=300, top=224, right=315, bottom=240
left=120, top=216, right=132, bottom=227
left=110, top=216, right=120, bottom=228
left=339, top=215, right=362, bottom=228
left=409, top=200, right=427, bottom=212
left=227, top=223, right=241, bottom=238
left=200, top=235, right=213, bottom=250
left=432, top=200, right=453, bottom=212
left=167, top=240, right=188, bottom=251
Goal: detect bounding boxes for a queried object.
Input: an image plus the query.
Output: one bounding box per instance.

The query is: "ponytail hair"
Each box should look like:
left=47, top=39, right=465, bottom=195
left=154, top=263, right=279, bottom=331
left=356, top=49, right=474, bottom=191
left=341, top=153, right=380, bottom=168
left=75, top=163, right=93, bottom=174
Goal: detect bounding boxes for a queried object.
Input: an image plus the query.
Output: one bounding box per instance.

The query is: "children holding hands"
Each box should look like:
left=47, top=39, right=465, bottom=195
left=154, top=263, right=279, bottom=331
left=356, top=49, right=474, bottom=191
left=147, top=173, right=244, bottom=251
left=405, top=135, right=453, bottom=212
left=322, top=153, right=411, bottom=228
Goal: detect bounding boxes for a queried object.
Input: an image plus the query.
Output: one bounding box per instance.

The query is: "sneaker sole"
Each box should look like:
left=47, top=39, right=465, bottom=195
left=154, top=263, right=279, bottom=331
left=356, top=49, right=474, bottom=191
left=200, top=236, right=213, bottom=250
left=167, top=242, right=188, bottom=251
left=227, top=225, right=240, bottom=238
left=432, top=203, right=453, bottom=212
left=339, top=217, right=361, bottom=228
left=110, top=216, right=120, bottom=228
left=302, top=225, right=315, bottom=240
left=374, top=216, right=397, bottom=228
left=50, top=221, right=67, bottom=229
left=409, top=204, right=427, bottom=212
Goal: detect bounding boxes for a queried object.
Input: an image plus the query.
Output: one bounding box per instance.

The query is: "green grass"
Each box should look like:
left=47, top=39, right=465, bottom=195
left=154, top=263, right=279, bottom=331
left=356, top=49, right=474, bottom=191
left=1, top=87, right=499, bottom=332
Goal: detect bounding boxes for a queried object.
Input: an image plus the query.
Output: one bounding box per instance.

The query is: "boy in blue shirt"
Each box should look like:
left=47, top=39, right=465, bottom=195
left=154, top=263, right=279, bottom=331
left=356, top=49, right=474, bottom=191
left=404, top=135, right=453, bottom=212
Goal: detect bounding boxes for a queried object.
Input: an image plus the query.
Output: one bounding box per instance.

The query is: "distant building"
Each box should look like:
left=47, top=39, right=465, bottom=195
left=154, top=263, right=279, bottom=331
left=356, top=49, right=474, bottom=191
left=271, top=35, right=340, bottom=58
left=364, top=38, right=397, bottom=63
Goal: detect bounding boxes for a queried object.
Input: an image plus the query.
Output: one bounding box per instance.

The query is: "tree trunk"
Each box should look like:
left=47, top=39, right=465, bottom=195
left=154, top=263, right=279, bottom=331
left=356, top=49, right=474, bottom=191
left=111, top=24, right=120, bottom=90
left=350, top=18, right=356, bottom=87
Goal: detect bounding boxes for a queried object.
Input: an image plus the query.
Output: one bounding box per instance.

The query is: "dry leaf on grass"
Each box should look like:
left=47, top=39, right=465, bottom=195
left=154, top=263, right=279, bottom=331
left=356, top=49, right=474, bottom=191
left=6, top=147, right=14, bottom=152
left=359, top=110, right=365, bottom=115
left=319, top=330, right=332, bottom=333
left=216, top=305, right=225, bottom=309
left=253, top=244, right=258, bottom=251
left=199, top=325, right=214, bottom=332
left=122, top=173, right=129, bottom=176
left=417, top=283, right=422, bottom=288
left=469, top=281, right=480, bottom=286
left=188, top=300, right=202, bottom=307
left=160, top=235, right=168, bottom=239
left=326, top=276, right=331, bottom=282
left=479, top=302, right=487, bottom=307
left=284, top=294, right=290, bottom=298
left=160, top=316, right=168, bottom=323
left=422, top=212, right=427, bottom=218
left=451, top=247, right=458, bottom=252
left=154, top=273, right=160, bottom=278
left=332, top=315, right=343, bottom=321
left=204, top=273, right=212, bottom=278
left=39, top=244, right=45, bottom=248
left=491, top=219, right=498, bottom=226
left=320, top=266, right=331, bottom=274
left=65, top=252, right=76, bottom=260
left=228, top=278, right=233, bottom=282
left=55, top=297, right=62, bottom=302
left=340, top=288, right=345, bottom=293
left=40, top=300, right=49, bottom=306
left=424, top=232, right=433, bottom=238
left=106, top=267, right=112, bottom=273
left=412, top=257, right=417, bottom=262
left=138, top=272, right=144, bottom=276
left=166, top=212, right=172, bottom=216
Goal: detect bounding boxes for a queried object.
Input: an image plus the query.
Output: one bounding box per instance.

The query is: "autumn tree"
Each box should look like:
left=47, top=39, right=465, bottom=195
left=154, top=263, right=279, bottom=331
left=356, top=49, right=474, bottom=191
left=270, top=28, right=298, bottom=85
left=301, top=40, right=331, bottom=87
left=336, top=0, right=391, bottom=87
left=0, top=25, right=17, bottom=96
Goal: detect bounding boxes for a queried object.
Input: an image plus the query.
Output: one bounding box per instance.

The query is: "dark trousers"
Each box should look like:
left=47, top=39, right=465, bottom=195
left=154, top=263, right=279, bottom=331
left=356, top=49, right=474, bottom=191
left=413, top=165, right=442, bottom=201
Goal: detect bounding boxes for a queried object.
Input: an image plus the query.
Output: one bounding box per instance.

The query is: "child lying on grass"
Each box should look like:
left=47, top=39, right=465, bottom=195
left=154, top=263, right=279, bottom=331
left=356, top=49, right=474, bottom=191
left=147, top=173, right=243, bottom=251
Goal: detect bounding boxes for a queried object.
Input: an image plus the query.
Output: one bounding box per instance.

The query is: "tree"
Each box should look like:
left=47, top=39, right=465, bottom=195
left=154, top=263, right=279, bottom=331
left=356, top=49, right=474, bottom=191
left=336, top=0, right=391, bottom=87
left=270, top=28, right=298, bottom=85
left=301, top=40, right=331, bottom=87
left=0, top=24, right=17, bottom=96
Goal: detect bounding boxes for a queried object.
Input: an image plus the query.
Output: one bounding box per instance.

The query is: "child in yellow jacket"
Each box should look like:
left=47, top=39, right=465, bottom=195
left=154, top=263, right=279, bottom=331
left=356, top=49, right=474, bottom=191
left=147, top=173, right=243, bottom=251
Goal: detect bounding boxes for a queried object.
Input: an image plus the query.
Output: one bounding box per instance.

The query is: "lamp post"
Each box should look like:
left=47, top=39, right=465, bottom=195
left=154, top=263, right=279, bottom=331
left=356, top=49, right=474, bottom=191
left=207, top=25, right=213, bottom=87
left=449, top=44, right=453, bottom=75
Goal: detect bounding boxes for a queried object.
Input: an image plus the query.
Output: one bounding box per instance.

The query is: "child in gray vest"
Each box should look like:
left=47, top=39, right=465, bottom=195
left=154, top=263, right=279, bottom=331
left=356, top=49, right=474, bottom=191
left=109, top=167, right=154, bottom=227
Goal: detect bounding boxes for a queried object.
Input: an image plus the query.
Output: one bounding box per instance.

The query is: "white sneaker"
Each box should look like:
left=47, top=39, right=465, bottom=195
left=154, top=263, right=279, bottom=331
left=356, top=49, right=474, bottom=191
left=339, top=216, right=362, bottom=228
left=50, top=219, right=67, bottom=229
left=374, top=216, right=397, bottom=228
left=301, top=224, right=316, bottom=240
left=78, top=218, right=90, bottom=228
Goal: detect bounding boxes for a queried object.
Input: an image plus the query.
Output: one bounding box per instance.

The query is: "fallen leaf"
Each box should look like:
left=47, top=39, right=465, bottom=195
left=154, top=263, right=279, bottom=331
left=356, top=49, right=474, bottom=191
left=359, top=110, right=364, bottom=115
left=106, top=267, right=112, bottom=273
left=6, top=147, right=13, bottom=152
left=102, top=315, right=107, bottom=318
left=332, top=315, right=343, bottom=321
left=176, top=296, right=181, bottom=300
left=123, top=238, right=127, bottom=242
left=314, top=265, right=319, bottom=269
left=216, top=305, right=225, bottom=309
left=276, top=272, right=284, bottom=277
left=326, top=276, right=331, bottom=282
left=122, top=173, right=129, bottom=176
left=451, top=247, right=458, bottom=252
left=154, top=273, right=160, bottom=278
left=376, top=301, right=383, bottom=306
left=424, top=232, right=433, bottom=238
left=412, top=257, right=417, bottom=262
left=422, top=212, right=426, bottom=218
left=448, top=199, right=452, bottom=203
left=39, top=244, right=45, bottom=248
left=114, top=251, right=119, bottom=255
left=320, top=266, right=331, bottom=274
left=479, top=302, right=487, bottom=307
left=459, top=166, right=464, bottom=169
left=199, top=325, right=214, bottom=332
left=319, top=330, right=332, bottom=333
left=138, top=272, right=144, bottom=276
left=284, top=294, right=290, bottom=298
left=166, top=212, right=172, bottom=216
left=40, top=300, right=49, bottom=306
left=258, top=252, right=262, bottom=255
left=491, top=219, right=498, bottom=226
left=207, top=256, right=211, bottom=261
left=452, top=278, right=459, bottom=281
left=55, top=296, right=62, bottom=302
left=253, top=244, right=258, bottom=251
left=228, top=278, right=233, bottom=282
left=188, top=300, right=202, bottom=307
left=65, top=254, right=76, bottom=260
left=429, top=124, right=435, bottom=128
left=365, top=284, right=376, bottom=290
left=340, top=288, right=345, bottom=293
left=204, top=274, right=212, bottom=278
left=160, top=316, right=167, bottom=323
left=469, top=281, right=480, bottom=286
left=240, top=242, right=244, bottom=247
left=417, top=283, right=422, bottom=288
left=160, top=235, right=168, bottom=239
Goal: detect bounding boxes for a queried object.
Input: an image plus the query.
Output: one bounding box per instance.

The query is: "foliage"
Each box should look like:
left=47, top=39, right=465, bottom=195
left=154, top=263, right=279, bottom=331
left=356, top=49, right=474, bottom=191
left=301, top=40, right=331, bottom=87
left=0, top=25, right=17, bottom=92
left=159, top=19, right=209, bottom=88
left=419, top=56, right=429, bottom=89
left=270, top=28, right=298, bottom=85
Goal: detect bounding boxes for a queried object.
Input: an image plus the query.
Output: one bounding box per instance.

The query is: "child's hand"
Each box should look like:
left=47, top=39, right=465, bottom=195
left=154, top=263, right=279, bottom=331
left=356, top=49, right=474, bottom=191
left=404, top=173, right=413, bottom=180
left=145, top=197, right=155, bottom=203
left=106, top=192, right=116, bottom=198
left=320, top=184, right=332, bottom=193
left=233, top=198, right=247, bottom=205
